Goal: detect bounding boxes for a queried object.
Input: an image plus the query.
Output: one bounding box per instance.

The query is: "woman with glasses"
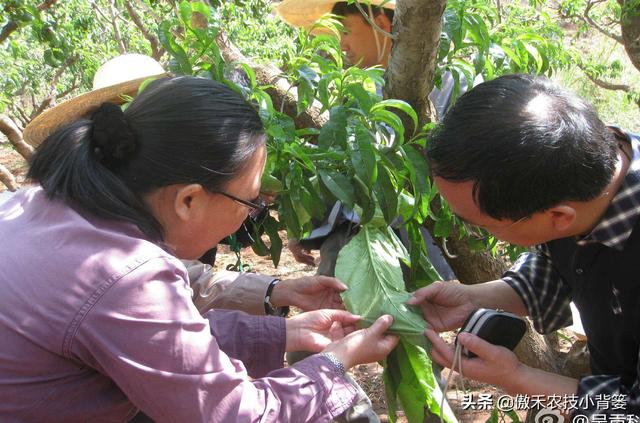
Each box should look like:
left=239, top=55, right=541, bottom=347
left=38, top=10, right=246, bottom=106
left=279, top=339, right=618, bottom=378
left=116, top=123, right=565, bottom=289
left=0, top=76, right=399, bottom=422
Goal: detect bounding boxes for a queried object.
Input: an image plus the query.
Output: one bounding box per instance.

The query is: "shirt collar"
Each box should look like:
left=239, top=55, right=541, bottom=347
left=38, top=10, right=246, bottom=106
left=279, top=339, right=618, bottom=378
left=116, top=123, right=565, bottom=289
left=582, top=128, right=640, bottom=250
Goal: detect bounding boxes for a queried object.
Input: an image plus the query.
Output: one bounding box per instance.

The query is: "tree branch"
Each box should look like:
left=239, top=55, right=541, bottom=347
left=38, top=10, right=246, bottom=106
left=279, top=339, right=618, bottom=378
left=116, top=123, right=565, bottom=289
left=92, top=1, right=126, bottom=53
left=582, top=0, right=623, bottom=43
left=0, top=164, right=19, bottom=192
left=0, top=114, right=34, bottom=160
left=30, top=56, right=77, bottom=120
left=0, top=0, right=59, bottom=43
left=123, top=0, right=164, bottom=60
left=108, top=0, right=127, bottom=53
left=215, top=30, right=329, bottom=130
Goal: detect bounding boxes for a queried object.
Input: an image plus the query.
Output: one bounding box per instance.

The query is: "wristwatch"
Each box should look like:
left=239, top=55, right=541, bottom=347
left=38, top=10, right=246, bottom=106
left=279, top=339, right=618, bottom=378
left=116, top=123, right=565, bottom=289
left=264, top=279, right=289, bottom=317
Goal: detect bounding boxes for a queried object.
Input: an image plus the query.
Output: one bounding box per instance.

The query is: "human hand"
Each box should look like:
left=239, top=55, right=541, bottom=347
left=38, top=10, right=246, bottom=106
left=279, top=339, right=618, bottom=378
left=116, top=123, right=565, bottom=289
left=322, top=315, right=399, bottom=369
left=406, top=280, right=477, bottom=332
left=272, top=276, right=347, bottom=311
left=426, top=328, right=522, bottom=389
left=285, top=309, right=360, bottom=353
left=288, top=239, right=316, bottom=266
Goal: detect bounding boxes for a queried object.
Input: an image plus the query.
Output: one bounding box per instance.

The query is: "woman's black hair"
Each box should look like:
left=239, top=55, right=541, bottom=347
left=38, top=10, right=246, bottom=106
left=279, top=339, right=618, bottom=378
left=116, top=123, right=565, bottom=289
left=28, top=76, right=265, bottom=240
left=427, top=74, right=618, bottom=221
left=331, top=2, right=394, bottom=22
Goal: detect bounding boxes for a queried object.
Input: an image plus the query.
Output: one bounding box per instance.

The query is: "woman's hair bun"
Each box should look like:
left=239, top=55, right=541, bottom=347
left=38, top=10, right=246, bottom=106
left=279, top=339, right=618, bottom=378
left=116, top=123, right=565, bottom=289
left=90, top=102, right=137, bottom=167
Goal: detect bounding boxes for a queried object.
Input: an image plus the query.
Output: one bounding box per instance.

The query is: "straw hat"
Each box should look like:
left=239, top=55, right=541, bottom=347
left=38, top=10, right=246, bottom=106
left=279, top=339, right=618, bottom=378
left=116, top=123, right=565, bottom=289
left=23, top=54, right=167, bottom=148
left=275, top=0, right=395, bottom=30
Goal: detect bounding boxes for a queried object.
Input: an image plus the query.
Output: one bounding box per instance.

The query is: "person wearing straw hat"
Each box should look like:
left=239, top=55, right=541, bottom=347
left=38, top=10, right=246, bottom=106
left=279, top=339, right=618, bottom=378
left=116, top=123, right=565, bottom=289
left=0, top=59, right=402, bottom=421
left=275, top=0, right=465, bottom=120
left=276, top=0, right=466, bottom=274
left=24, top=54, right=359, bottom=320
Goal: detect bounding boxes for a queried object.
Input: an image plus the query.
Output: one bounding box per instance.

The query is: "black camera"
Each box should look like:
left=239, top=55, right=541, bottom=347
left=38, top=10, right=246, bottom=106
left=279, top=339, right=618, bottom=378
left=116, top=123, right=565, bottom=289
left=456, top=308, right=527, bottom=358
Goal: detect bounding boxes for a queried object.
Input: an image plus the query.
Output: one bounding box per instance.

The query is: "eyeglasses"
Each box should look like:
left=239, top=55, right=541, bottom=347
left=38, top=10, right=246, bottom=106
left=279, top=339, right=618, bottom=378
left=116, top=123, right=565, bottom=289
left=217, top=191, right=267, bottom=219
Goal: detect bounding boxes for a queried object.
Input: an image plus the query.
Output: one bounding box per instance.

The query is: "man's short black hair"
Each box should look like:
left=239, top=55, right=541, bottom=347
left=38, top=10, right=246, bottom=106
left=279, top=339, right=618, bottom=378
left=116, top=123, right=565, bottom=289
left=427, top=74, right=618, bottom=221
left=331, top=2, right=395, bottom=23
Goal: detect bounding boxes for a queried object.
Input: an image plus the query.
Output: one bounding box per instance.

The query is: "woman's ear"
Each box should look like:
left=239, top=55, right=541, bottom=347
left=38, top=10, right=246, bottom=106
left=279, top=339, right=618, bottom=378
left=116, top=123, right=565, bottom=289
left=173, top=184, right=207, bottom=222
left=546, top=205, right=577, bottom=233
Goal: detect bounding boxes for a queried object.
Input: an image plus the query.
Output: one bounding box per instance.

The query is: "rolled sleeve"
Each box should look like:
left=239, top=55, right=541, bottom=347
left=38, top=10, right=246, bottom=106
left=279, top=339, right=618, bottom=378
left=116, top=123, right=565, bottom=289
left=185, top=259, right=272, bottom=315
left=501, top=248, right=572, bottom=334
left=71, top=257, right=355, bottom=422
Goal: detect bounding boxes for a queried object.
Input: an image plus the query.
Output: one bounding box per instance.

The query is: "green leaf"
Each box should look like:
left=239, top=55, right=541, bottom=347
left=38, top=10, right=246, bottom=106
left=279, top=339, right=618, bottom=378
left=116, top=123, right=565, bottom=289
left=373, top=164, right=398, bottom=225
left=279, top=195, right=301, bottom=239
left=401, top=144, right=430, bottom=196
left=351, top=125, right=378, bottom=185
left=318, top=170, right=356, bottom=209
left=371, top=99, right=418, bottom=135
left=336, top=226, right=458, bottom=423
left=262, top=214, right=283, bottom=267
left=179, top=1, right=192, bottom=24
left=318, top=106, right=348, bottom=149
left=159, top=21, right=192, bottom=75
left=336, top=225, right=428, bottom=347
left=352, top=175, right=375, bottom=225
left=191, top=1, right=211, bottom=18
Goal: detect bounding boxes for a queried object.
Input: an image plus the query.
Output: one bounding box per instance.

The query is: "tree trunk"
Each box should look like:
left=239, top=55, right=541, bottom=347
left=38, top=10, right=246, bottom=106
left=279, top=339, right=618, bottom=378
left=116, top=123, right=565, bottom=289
left=0, top=115, right=33, bottom=160
left=384, top=0, right=558, bottom=375
left=619, top=0, right=640, bottom=72
left=0, top=164, right=18, bottom=192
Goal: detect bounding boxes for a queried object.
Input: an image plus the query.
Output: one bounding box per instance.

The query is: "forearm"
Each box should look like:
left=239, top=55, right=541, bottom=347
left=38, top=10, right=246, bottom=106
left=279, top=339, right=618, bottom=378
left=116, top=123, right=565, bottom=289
left=468, top=279, right=528, bottom=316
left=206, top=309, right=285, bottom=377
left=503, top=364, right=579, bottom=397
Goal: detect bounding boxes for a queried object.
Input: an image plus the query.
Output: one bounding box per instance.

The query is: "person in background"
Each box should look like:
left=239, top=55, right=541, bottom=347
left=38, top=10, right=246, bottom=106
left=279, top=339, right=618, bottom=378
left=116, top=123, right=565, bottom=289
left=0, top=70, right=399, bottom=421
left=409, top=74, right=640, bottom=419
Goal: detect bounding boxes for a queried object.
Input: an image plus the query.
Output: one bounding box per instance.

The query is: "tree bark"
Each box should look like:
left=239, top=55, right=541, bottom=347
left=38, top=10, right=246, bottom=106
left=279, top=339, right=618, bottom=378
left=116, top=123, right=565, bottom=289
left=216, top=31, right=328, bottom=130
left=0, top=115, right=33, bottom=160
left=384, top=0, right=446, bottom=131
left=423, top=219, right=510, bottom=284
left=0, top=164, right=19, bottom=192
left=619, top=0, right=640, bottom=73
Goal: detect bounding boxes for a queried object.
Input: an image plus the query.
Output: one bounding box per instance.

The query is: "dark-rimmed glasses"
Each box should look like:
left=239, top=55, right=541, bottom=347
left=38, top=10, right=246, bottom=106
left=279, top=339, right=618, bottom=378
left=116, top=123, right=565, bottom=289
left=217, top=191, right=266, bottom=219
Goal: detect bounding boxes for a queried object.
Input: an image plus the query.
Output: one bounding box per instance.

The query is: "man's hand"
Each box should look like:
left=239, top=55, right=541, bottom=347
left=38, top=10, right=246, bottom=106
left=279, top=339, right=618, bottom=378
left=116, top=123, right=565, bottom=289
left=288, top=239, right=316, bottom=266
left=285, top=309, right=360, bottom=352
left=406, top=280, right=477, bottom=332
left=426, top=328, right=522, bottom=389
left=272, top=276, right=347, bottom=311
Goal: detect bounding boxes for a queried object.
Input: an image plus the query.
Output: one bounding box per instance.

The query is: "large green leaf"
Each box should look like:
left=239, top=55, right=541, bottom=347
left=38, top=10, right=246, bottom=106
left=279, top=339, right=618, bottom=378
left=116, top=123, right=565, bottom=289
left=336, top=225, right=457, bottom=423
left=336, top=225, right=427, bottom=347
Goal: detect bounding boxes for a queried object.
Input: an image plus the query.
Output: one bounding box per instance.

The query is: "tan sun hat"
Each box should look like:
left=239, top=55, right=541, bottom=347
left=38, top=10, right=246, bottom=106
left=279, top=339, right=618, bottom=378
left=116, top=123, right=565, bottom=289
left=23, top=53, right=167, bottom=148
left=274, top=0, right=395, bottom=30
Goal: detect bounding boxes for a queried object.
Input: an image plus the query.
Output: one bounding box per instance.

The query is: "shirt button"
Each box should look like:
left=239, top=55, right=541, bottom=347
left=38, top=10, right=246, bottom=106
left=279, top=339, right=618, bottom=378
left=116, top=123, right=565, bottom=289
left=575, top=268, right=584, bottom=275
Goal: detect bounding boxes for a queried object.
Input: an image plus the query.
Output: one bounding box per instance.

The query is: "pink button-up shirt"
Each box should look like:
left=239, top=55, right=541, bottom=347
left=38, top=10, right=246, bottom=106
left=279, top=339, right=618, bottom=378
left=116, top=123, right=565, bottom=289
left=0, top=188, right=356, bottom=422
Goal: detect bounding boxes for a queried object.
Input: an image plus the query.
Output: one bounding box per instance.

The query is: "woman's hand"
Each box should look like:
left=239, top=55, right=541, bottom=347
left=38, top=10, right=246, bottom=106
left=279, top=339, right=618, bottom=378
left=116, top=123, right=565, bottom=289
left=285, top=309, right=360, bottom=352
left=271, top=276, right=347, bottom=311
left=322, top=315, right=400, bottom=370
left=287, top=239, right=316, bottom=266
left=406, top=280, right=477, bottom=332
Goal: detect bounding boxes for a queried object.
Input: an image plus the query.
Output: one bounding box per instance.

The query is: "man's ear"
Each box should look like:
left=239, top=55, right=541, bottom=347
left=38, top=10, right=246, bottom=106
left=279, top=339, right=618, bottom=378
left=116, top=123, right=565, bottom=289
left=546, top=205, right=577, bottom=233
left=374, top=13, right=392, bottom=33
left=173, top=184, right=207, bottom=222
